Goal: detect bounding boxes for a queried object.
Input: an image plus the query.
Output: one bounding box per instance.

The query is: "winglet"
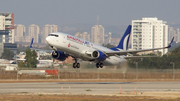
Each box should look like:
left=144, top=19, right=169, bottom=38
left=30, top=38, right=34, bottom=48
left=166, top=37, right=174, bottom=48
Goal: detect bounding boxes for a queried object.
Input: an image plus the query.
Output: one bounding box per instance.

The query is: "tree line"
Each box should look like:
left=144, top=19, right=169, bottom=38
left=128, top=46, right=180, bottom=69
left=103, top=43, right=180, bottom=69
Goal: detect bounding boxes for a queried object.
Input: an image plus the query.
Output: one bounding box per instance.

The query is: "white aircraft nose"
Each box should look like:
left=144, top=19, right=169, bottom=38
left=46, top=36, right=50, bottom=44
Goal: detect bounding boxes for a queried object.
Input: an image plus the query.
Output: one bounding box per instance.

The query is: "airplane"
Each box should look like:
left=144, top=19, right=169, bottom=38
left=30, top=25, right=174, bottom=68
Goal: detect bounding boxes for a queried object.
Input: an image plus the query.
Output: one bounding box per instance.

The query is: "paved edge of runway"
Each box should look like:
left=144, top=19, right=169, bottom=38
left=2, top=92, right=180, bottom=99
left=0, top=79, right=180, bottom=83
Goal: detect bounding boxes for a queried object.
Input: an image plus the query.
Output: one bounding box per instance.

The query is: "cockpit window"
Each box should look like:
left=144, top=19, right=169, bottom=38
left=48, top=34, right=58, bottom=37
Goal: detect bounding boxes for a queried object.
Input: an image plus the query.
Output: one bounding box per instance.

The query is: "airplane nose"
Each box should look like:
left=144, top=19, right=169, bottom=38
left=46, top=36, right=50, bottom=44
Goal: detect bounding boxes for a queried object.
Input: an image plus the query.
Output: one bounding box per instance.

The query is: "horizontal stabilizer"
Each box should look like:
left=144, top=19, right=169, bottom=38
left=29, top=38, right=52, bottom=52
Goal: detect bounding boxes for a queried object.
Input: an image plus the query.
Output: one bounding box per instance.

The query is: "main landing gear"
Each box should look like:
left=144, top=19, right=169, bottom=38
left=73, top=58, right=80, bottom=68
left=96, top=63, right=103, bottom=68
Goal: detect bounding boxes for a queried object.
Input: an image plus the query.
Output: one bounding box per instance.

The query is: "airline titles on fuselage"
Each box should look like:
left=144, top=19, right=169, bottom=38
left=67, top=35, right=84, bottom=45
left=67, top=35, right=93, bottom=48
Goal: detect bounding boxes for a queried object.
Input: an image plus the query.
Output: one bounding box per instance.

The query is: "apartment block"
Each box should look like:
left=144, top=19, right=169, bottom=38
left=0, top=13, right=16, bottom=56
left=75, top=32, right=90, bottom=42
left=91, top=25, right=104, bottom=45
left=168, top=27, right=176, bottom=42
left=131, top=17, right=168, bottom=55
left=28, top=24, right=39, bottom=43
left=0, top=15, right=5, bottom=30
left=177, top=28, right=180, bottom=43
left=14, top=24, right=26, bottom=42
left=41, top=24, right=58, bottom=43
left=0, top=13, right=15, bottom=43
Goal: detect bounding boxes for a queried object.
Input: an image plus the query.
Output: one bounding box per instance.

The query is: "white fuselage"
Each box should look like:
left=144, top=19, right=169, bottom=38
left=46, top=32, right=127, bottom=66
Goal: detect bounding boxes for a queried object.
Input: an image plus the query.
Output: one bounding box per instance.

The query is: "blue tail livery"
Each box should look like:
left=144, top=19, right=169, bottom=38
left=30, top=38, right=34, bottom=48
left=111, top=25, right=131, bottom=51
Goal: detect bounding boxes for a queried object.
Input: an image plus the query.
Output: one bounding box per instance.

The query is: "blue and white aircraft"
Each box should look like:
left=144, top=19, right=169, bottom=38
left=30, top=25, right=174, bottom=68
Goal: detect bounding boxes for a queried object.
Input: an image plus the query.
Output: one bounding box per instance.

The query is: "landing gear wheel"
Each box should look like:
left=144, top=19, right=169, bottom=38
left=73, top=63, right=77, bottom=68
left=100, top=63, right=103, bottom=68
left=96, top=63, right=103, bottom=68
left=76, top=63, right=80, bottom=68
left=72, top=57, right=80, bottom=68
left=96, top=63, right=100, bottom=68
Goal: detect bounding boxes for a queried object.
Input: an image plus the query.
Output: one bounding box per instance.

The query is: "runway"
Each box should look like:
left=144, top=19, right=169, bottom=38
left=0, top=82, right=180, bottom=95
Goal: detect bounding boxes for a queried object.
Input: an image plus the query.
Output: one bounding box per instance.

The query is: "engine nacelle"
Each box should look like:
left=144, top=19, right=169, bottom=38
left=52, top=50, right=67, bottom=61
left=92, top=50, right=106, bottom=61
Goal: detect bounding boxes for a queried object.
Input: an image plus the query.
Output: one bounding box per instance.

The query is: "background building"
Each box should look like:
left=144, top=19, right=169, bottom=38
left=14, top=24, right=26, bottom=42
left=91, top=25, right=104, bottom=45
left=0, top=15, right=5, bottom=30
left=0, top=13, right=15, bottom=43
left=75, top=32, right=82, bottom=38
left=168, top=27, right=180, bottom=43
left=0, top=13, right=16, bottom=56
left=131, top=17, right=168, bottom=55
left=28, top=24, right=39, bottom=43
left=168, top=27, right=176, bottom=43
left=177, top=28, right=180, bottom=43
left=82, top=32, right=90, bottom=42
left=41, top=24, right=58, bottom=43
left=4, top=43, right=17, bottom=56
left=75, top=32, right=90, bottom=42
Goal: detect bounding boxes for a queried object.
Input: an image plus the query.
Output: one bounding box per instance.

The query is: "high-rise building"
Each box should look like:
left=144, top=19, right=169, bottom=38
left=168, top=27, right=176, bottom=42
left=91, top=25, right=104, bottom=45
left=14, top=24, right=26, bottom=42
left=108, top=32, right=112, bottom=44
left=177, top=28, right=180, bottom=43
left=0, top=13, right=16, bottom=56
left=28, top=24, right=39, bottom=43
left=41, top=24, right=58, bottom=43
left=0, top=15, right=5, bottom=30
left=131, top=17, right=168, bottom=55
left=15, top=24, right=25, bottom=37
left=82, top=32, right=90, bottom=42
left=75, top=32, right=90, bottom=42
left=0, top=13, right=15, bottom=43
left=75, top=32, right=82, bottom=38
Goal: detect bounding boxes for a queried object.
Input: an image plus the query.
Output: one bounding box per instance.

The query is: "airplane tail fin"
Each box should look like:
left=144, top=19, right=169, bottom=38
left=166, top=37, right=174, bottom=48
left=111, top=25, right=132, bottom=51
left=30, top=38, right=34, bottom=48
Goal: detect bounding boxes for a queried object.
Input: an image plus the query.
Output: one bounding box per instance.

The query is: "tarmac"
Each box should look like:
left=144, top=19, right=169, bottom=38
left=0, top=81, right=180, bottom=95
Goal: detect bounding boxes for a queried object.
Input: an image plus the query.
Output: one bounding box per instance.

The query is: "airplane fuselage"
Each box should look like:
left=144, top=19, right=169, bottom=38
left=46, top=32, right=127, bottom=66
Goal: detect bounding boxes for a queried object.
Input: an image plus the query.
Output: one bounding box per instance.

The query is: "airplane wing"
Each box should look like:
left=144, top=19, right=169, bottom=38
left=105, top=37, right=174, bottom=56
left=124, top=56, right=158, bottom=59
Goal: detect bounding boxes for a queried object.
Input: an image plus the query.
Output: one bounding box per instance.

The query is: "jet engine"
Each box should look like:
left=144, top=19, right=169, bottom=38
left=92, top=50, right=106, bottom=61
left=52, top=50, right=67, bottom=61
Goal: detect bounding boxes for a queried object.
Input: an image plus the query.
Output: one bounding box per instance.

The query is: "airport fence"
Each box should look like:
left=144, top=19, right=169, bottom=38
left=0, top=67, right=180, bottom=80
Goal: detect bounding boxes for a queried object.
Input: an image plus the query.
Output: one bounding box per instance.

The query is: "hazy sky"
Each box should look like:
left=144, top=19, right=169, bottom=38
left=1, top=0, right=180, bottom=27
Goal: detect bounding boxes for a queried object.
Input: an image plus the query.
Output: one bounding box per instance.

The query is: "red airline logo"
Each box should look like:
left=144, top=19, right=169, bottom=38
left=68, top=43, right=71, bottom=47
